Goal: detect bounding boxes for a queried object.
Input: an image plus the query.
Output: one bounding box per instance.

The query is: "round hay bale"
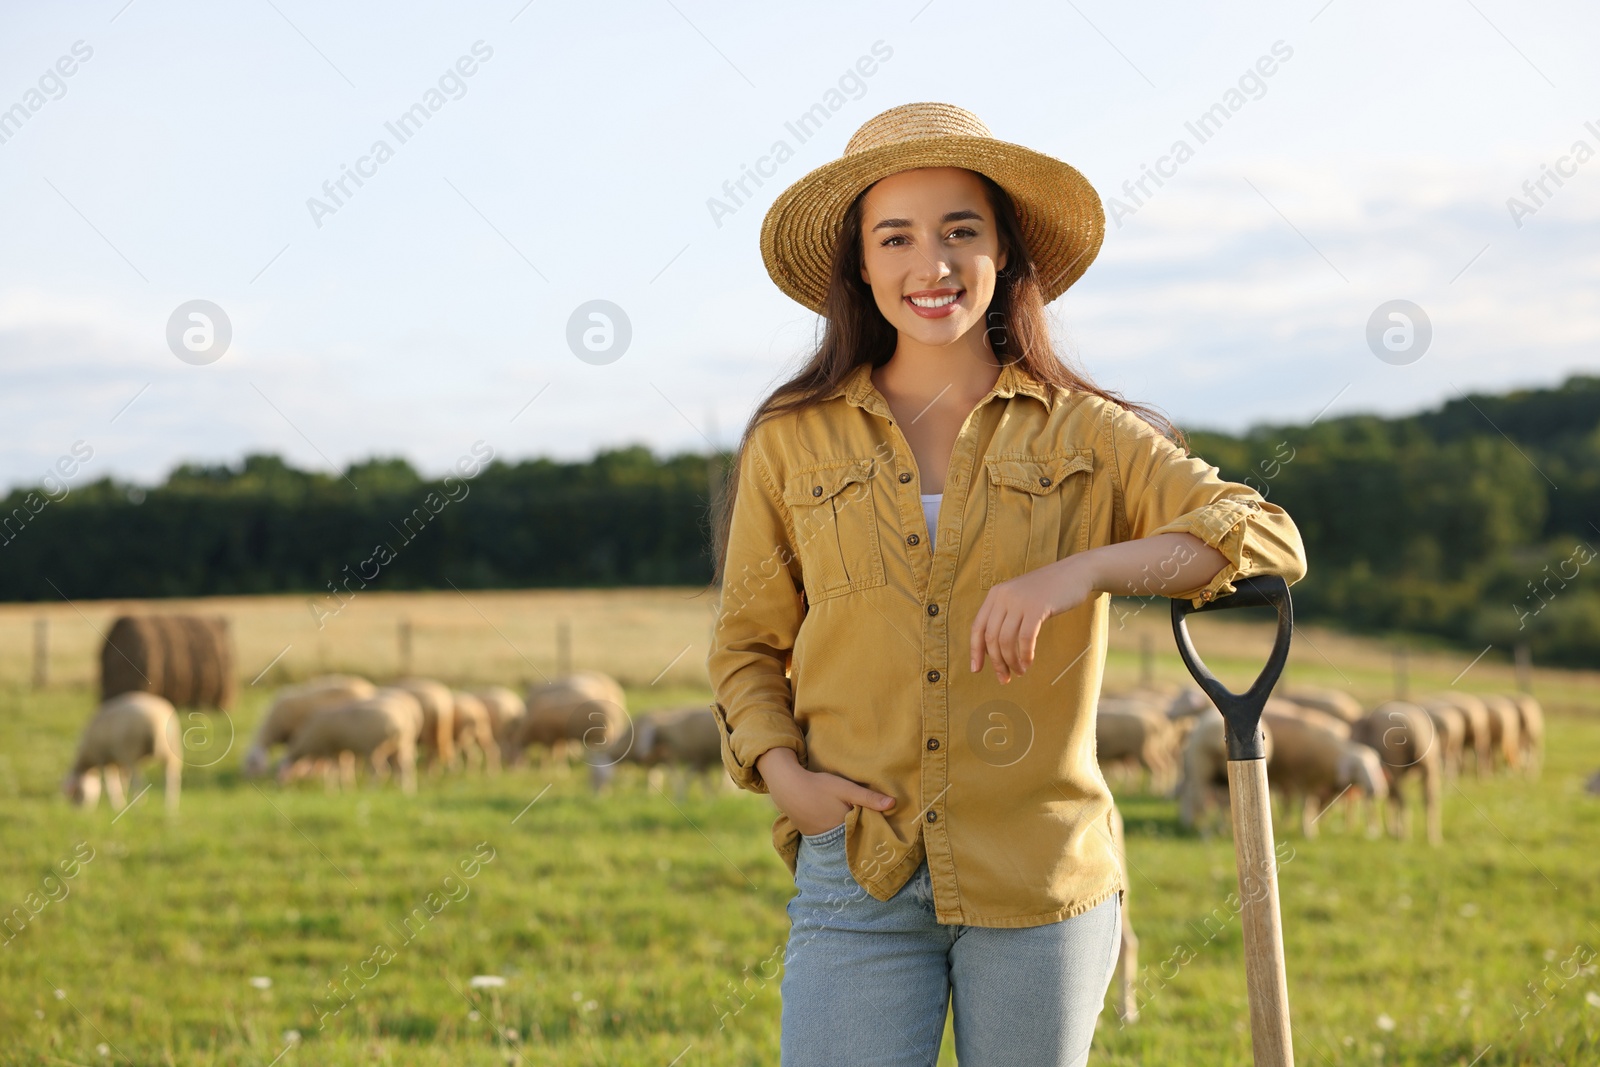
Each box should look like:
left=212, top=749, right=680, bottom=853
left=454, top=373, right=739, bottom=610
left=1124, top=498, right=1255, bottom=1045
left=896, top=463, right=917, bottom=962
left=181, top=617, right=219, bottom=709
left=153, top=616, right=195, bottom=709
left=100, top=616, right=163, bottom=702
left=207, top=616, right=237, bottom=711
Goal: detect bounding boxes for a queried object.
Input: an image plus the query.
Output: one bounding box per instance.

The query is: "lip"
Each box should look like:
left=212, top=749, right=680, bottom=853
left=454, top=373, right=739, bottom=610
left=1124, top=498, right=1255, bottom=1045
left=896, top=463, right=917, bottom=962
left=904, top=287, right=964, bottom=319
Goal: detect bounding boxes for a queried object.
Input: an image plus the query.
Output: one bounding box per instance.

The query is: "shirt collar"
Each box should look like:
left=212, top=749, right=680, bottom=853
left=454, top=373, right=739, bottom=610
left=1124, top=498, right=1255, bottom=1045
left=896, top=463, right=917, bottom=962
left=823, top=360, right=1055, bottom=412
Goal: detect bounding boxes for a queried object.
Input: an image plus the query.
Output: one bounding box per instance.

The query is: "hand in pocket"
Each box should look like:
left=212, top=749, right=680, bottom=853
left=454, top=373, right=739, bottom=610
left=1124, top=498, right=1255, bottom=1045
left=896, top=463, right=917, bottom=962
left=758, top=749, right=896, bottom=837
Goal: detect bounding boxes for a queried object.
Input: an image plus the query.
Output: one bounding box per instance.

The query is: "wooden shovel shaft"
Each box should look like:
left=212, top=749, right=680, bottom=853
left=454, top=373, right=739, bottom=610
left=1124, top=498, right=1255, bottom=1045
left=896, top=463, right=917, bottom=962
left=1227, top=757, right=1295, bottom=1067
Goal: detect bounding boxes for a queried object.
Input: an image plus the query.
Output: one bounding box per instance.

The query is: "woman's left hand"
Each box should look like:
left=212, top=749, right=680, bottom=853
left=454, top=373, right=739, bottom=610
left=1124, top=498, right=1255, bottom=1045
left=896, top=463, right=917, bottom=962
left=970, top=553, right=1099, bottom=683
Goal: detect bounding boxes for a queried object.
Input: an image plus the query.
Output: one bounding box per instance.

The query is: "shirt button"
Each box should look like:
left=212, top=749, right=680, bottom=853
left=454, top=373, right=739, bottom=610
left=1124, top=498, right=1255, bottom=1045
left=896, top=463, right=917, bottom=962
left=811, top=485, right=823, bottom=497
left=907, top=533, right=920, bottom=546
left=898, top=472, right=912, bottom=483
left=926, top=603, right=939, bottom=616
left=926, top=810, right=939, bottom=823
left=926, top=737, right=940, bottom=751
left=926, top=669, right=941, bottom=683
left=1039, top=476, right=1052, bottom=487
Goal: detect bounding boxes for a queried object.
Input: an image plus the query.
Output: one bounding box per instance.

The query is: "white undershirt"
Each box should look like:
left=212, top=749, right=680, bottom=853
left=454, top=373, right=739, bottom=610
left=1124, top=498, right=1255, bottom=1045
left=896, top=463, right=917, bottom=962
left=920, top=492, right=942, bottom=550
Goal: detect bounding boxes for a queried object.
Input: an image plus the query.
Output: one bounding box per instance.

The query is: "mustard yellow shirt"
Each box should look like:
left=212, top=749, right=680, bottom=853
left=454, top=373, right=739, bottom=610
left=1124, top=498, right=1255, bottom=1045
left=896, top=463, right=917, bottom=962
left=707, top=360, right=1308, bottom=927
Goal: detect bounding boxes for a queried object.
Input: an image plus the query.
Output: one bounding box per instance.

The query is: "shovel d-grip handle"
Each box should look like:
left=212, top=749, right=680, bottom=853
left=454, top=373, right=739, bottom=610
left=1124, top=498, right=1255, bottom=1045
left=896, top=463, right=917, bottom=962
left=1170, top=573, right=1293, bottom=761
left=1171, top=572, right=1297, bottom=1067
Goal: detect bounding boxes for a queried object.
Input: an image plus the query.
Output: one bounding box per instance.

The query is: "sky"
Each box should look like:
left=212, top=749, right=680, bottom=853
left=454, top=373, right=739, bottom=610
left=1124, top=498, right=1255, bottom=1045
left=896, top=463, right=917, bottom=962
left=1, top=0, right=1596, bottom=494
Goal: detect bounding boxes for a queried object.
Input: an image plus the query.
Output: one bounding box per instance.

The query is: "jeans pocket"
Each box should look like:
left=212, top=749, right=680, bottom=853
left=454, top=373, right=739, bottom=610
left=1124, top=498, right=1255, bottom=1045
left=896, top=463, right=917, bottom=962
left=799, top=822, right=846, bottom=845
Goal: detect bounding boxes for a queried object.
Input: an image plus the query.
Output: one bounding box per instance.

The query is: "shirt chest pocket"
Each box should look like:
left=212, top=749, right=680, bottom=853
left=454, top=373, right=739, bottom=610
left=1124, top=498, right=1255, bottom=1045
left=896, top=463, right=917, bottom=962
left=981, top=450, right=1095, bottom=589
left=782, top=459, right=886, bottom=602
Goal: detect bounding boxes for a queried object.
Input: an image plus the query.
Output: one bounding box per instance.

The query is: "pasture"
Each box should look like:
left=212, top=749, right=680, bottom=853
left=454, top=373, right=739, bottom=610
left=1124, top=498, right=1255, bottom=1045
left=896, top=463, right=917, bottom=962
left=0, top=588, right=1596, bottom=1066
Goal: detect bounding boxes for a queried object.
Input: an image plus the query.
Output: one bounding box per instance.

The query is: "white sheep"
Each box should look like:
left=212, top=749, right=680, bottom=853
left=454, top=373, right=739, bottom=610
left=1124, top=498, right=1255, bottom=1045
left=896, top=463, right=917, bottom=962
left=1416, top=698, right=1468, bottom=780
left=1177, top=707, right=1275, bottom=835
left=1479, top=693, right=1523, bottom=775
left=276, top=689, right=420, bottom=794
left=1262, top=705, right=1388, bottom=838
left=63, top=692, right=182, bottom=816
left=1352, top=700, right=1443, bottom=845
left=243, top=675, right=376, bottom=778
left=1511, top=693, right=1545, bottom=778
left=450, top=689, right=500, bottom=776
left=1096, top=697, right=1179, bottom=796
left=506, top=671, right=629, bottom=792
left=1433, top=691, right=1493, bottom=777
left=611, top=705, right=725, bottom=798
left=391, top=677, right=456, bottom=773
left=1280, top=686, right=1365, bottom=724
left=1159, top=687, right=1211, bottom=758
left=471, top=685, right=525, bottom=745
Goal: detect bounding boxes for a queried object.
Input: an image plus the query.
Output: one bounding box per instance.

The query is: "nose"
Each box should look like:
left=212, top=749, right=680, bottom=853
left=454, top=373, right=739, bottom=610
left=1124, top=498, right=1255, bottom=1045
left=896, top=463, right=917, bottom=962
left=915, top=252, right=953, bottom=287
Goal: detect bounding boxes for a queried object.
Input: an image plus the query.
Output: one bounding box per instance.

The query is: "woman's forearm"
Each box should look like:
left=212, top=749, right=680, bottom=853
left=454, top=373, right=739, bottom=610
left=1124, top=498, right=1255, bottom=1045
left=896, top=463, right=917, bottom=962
left=1080, top=532, right=1228, bottom=599
left=971, top=531, right=1233, bottom=681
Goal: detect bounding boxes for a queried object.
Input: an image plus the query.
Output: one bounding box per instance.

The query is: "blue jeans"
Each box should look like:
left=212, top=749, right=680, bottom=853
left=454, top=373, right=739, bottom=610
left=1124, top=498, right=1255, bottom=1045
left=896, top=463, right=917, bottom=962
left=781, top=822, right=1121, bottom=1067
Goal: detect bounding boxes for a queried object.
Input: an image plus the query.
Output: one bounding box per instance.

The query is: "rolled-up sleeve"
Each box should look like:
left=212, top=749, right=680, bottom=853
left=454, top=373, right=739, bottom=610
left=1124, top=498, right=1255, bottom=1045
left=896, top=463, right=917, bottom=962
left=707, top=423, right=808, bottom=792
left=1105, top=402, right=1308, bottom=609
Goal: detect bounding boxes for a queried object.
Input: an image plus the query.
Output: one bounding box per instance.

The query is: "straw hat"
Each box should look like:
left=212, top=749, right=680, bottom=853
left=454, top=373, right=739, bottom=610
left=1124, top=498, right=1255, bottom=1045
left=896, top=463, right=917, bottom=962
left=760, top=101, right=1105, bottom=315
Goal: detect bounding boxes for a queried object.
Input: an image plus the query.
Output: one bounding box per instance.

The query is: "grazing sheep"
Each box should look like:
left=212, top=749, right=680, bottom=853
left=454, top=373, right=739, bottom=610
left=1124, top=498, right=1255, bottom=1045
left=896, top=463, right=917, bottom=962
left=1177, top=707, right=1275, bottom=835
left=1164, top=686, right=1211, bottom=720
left=1160, top=687, right=1210, bottom=762
left=1264, top=700, right=1352, bottom=739
left=1510, top=693, right=1545, bottom=778
left=1479, top=694, right=1523, bottom=774
left=1416, top=698, right=1468, bottom=780
left=471, top=685, right=525, bottom=745
left=243, top=675, right=376, bottom=778
left=276, top=690, right=420, bottom=794
left=391, top=678, right=456, bottom=773
left=1262, top=705, right=1387, bottom=838
left=63, top=692, right=182, bottom=816
left=449, top=690, right=500, bottom=775
left=1433, top=691, right=1493, bottom=777
left=506, top=671, right=629, bottom=792
left=1096, top=698, right=1180, bottom=796
left=1281, top=686, right=1365, bottom=724
left=1352, top=700, right=1443, bottom=846
left=1263, top=702, right=1393, bottom=832
left=612, top=705, right=725, bottom=798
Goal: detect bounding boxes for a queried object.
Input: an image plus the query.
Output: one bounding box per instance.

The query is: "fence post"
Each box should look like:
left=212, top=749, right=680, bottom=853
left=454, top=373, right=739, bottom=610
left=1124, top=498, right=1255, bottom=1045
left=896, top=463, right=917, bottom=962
left=557, top=619, right=571, bottom=677
left=1139, top=632, right=1153, bottom=686
left=399, top=618, right=414, bottom=677
left=1393, top=644, right=1409, bottom=699
left=32, top=618, right=47, bottom=690
left=1514, top=642, right=1532, bottom=693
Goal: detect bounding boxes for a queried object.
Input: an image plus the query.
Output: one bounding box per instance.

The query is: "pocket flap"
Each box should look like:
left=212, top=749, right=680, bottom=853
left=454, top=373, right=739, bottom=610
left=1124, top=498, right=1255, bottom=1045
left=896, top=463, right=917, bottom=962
left=783, top=459, right=874, bottom=506
left=985, top=450, right=1093, bottom=494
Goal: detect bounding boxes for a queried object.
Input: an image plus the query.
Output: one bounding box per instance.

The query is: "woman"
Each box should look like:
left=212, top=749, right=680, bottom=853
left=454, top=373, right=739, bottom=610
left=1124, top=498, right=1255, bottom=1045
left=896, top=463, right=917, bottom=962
left=706, top=102, right=1307, bottom=1066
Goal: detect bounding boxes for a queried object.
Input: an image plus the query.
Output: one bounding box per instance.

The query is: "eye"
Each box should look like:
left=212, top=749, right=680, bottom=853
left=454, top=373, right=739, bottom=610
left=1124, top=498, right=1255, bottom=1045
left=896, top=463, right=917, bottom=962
left=879, top=234, right=908, bottom=247
left=947, top=226, right=977, bottom=240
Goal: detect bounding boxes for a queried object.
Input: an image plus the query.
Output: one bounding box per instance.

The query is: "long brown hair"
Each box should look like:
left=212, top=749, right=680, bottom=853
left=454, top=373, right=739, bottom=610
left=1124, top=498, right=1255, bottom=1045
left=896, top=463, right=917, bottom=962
left=709, top=170, right=1186, bottom=584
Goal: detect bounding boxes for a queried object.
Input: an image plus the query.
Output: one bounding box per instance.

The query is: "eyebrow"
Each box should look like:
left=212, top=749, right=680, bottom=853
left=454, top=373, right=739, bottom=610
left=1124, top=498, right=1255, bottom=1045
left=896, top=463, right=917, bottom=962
left=869, top=209, right=985, bottom=233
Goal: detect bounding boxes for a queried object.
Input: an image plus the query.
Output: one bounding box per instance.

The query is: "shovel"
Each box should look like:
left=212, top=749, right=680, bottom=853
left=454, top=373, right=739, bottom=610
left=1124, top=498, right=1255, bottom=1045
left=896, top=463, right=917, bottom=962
left=1171, top=573, right=1295, bottom=1067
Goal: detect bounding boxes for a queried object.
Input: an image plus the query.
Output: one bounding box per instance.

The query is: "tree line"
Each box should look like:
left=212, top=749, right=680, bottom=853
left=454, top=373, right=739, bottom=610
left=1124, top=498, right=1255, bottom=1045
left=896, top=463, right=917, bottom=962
left=3, top=375, right=1596, bottom=667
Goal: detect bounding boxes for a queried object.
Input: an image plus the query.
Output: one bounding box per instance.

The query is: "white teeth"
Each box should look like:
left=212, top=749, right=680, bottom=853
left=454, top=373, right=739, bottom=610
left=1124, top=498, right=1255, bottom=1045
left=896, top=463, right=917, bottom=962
left=909, top=292, right=959, bottom=308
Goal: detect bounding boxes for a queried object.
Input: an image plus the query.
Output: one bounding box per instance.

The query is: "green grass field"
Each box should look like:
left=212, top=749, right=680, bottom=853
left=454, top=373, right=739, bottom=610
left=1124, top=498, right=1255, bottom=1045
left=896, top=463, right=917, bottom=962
left=1, top=590, right=1598, bottom=1065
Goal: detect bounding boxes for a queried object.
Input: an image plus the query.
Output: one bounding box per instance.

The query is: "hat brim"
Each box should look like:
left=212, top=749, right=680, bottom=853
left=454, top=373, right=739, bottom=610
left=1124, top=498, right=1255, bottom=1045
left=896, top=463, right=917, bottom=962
left=760, top=135, right=1106, bottom=315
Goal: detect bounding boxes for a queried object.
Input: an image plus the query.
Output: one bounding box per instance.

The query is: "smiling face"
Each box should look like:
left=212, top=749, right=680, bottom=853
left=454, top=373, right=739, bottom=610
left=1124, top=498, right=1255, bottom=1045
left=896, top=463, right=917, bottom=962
left=857, top=166, right=1009, bottom=351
